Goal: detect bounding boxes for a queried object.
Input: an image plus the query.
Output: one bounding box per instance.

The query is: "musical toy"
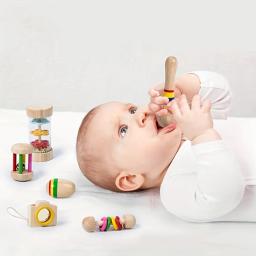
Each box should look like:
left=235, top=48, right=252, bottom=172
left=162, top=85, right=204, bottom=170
left=156, top=56, right=177, bottom=128
left=46, top=178, right=76, bottom=198
left=26, top=106, right=53, bottom=162
left=11, top=143, right=33, bottom=182
left=82, top=214, right=136, bottom=232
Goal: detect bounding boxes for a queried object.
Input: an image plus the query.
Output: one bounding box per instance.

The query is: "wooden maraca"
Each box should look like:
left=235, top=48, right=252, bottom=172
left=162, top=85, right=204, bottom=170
left=82, top=214, right=136, bottom=232
left=156, top=56, right=177, bottom=128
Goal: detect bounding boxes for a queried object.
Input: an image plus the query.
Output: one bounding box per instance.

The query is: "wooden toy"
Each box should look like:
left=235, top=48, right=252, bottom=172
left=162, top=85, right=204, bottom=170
left=28, top=200, right=57, bottom=227
left=11, top=143, right=33, bottom=182
left=26, top=105, right=53, bottom=162
left=156, top=56, right=177, bottom=128
left=46, top=178, right=76, bottom=198
left=82, top=214, right=136, bottom=232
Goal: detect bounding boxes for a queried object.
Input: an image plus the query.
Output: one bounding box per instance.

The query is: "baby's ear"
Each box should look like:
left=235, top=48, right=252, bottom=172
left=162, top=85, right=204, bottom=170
left=115, top=172, right=144, bottom=192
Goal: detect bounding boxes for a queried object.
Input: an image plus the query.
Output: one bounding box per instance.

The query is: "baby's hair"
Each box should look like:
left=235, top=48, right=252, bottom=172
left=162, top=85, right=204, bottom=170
left=76, top=105, right=122, bottom=192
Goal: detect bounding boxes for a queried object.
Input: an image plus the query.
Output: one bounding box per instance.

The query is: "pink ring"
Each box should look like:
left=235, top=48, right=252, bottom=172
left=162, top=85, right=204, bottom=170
left=100, top=217, right=107, bottom=231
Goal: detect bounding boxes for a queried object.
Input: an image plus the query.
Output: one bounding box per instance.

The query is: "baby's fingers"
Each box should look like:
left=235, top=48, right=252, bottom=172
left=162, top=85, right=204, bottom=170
left=151, top=96, right=169, bottom=105
left=148, top=88, right=160, bottom=97
left=148, top=103, right=161, bottom=113
left=155, top=108, right=168, bottom=117
left=168, top=100, right=182, bottom=119
left=201, top=99, right=212, bottom=113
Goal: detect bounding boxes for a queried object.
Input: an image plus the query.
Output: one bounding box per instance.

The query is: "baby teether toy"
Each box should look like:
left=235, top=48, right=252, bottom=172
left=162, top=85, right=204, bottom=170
left=46, top=178, right=76, bottom=198
left=82, top=214, right=136, bottom=232
left=7, top=200, right=57, bottom=227
left=26, top=105, right=53, bottom=162
left=28, top=200, right=57, bottom=227
left=11, top=143, right=33, bottom=182
left=156, top=56, right=177, bottom=128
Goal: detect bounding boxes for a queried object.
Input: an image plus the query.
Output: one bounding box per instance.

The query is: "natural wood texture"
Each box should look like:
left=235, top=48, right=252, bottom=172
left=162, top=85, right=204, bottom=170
left=82, top=214, right=136, bottom=232
left=157, top=56, right=178, bottom=128
left=11, top=143, right=33, bottom=154
left=11, top=171, right=33, bottom=182
left=165, top=56, right=177, bottom=90
left=32, top=148, right=53, bottom=162
left=26, top=105, right=53, bottom=118
left=28, top=201, right=57, bottom=227
left=46, top=178, right=76, bottom=198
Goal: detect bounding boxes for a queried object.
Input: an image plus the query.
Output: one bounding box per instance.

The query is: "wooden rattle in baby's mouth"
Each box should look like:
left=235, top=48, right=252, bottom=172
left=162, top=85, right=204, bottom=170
left=82, top=214, right=136, bottom=232
left=156, top=56, right=177, bottom=128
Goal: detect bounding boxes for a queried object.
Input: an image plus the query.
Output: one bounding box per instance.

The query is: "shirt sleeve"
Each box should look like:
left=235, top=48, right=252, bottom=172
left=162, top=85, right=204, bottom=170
left=160, top=140, right=245, bottom=222
left=188, top=71, right=232, bottom=120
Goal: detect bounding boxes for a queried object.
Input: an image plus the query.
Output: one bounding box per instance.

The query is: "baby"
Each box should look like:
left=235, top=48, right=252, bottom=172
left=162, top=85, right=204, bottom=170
left=76, top=71, right=252, bottom=222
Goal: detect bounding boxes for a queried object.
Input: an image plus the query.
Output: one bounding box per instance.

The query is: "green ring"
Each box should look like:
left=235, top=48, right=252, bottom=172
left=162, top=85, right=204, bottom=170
left=53, top=178, right=58, bottom=198
left=107, top=217, right=111, bottom=230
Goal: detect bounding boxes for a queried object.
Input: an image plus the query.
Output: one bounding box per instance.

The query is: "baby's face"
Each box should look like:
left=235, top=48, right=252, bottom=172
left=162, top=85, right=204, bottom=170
left=87, top=101, right=183, bottom=183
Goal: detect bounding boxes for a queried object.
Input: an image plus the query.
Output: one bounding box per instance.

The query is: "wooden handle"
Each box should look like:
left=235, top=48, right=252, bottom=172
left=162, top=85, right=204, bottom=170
left=165, top=56, right=177, bottom=91
left=156, top=56, right=178, bottom=128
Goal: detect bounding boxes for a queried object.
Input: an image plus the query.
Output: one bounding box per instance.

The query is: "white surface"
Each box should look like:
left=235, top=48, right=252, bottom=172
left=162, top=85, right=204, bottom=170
left=1, top=1, right=256, bottom=117
left=1, top=109, right=256, bottom=256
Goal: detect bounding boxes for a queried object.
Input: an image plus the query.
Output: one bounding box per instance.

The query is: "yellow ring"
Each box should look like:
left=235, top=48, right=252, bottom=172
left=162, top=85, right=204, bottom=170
left=163, top=92, right=175, bottom=98
left=111, top=216, right=118, bottom=230
left=35, top=206, right=55, bottom=226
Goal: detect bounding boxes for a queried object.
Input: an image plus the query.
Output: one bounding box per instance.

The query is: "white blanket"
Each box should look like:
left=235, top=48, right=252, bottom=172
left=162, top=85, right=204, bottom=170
left=1, top=108, right=256, bottom=256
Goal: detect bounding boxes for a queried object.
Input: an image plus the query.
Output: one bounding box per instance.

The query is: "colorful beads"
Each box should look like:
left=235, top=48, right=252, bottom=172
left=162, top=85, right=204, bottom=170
left=99, top=216, right=123, bottom=231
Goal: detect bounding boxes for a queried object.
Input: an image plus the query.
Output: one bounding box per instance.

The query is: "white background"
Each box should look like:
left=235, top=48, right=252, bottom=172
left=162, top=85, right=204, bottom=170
left=0, top=0, right=256, bottom=116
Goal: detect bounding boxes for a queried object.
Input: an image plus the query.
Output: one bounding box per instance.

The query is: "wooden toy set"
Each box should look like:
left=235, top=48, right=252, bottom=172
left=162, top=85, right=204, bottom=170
left=10, top=106, right=53, bottom=182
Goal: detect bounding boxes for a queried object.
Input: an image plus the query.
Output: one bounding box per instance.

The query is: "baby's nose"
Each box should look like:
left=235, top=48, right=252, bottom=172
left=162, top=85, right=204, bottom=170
left=137, top=111, right=149, bottom=127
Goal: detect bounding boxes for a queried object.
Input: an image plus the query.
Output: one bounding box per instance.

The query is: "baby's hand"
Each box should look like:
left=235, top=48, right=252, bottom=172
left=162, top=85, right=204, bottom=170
left=148, top=84, right=182, bottom=117
left=168, top=94, right=213, bottom=141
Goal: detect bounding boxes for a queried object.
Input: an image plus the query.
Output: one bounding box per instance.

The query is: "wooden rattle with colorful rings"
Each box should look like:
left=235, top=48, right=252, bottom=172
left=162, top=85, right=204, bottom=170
left=82, top=214, right=136, bottom=232
left=11, top=143, right=33, bottom=182
left=156, top=56, right=177, bottom=128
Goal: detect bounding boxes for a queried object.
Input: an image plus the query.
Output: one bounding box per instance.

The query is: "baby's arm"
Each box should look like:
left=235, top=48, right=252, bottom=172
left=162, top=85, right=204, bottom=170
left=174, top=73, right=201, bottom=104
left=160, top=140, right=245, bottom=222
left=149, top=71, right=231, bottom=120
left=176, top=71, right=232, bottom=119
left=161, top=95, right=245, bottom=222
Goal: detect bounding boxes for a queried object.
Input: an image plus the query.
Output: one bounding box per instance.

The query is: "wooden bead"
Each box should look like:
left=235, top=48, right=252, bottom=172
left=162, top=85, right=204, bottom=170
left=46, top=178, right=75, bottom=198
left=122, top=214, right=136, bottom=229
left=82, top=217, right=97, bottom=232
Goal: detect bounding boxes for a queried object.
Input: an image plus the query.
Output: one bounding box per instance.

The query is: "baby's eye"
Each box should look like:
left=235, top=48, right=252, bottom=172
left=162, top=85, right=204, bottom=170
left=118, top=105, right=136, bottom=138
left=129, top=106, right=137, bottom=114
left=119, top=125, right=128, bottom=138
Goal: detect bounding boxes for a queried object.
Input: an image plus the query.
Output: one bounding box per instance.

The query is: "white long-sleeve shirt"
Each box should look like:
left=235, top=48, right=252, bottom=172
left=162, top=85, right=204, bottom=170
left=160, top=71, right=256, bottom=222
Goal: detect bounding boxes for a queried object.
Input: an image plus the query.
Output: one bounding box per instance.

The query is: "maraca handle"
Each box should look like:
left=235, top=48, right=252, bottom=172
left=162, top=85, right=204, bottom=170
left=165, top=56, right=177, bottom=91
